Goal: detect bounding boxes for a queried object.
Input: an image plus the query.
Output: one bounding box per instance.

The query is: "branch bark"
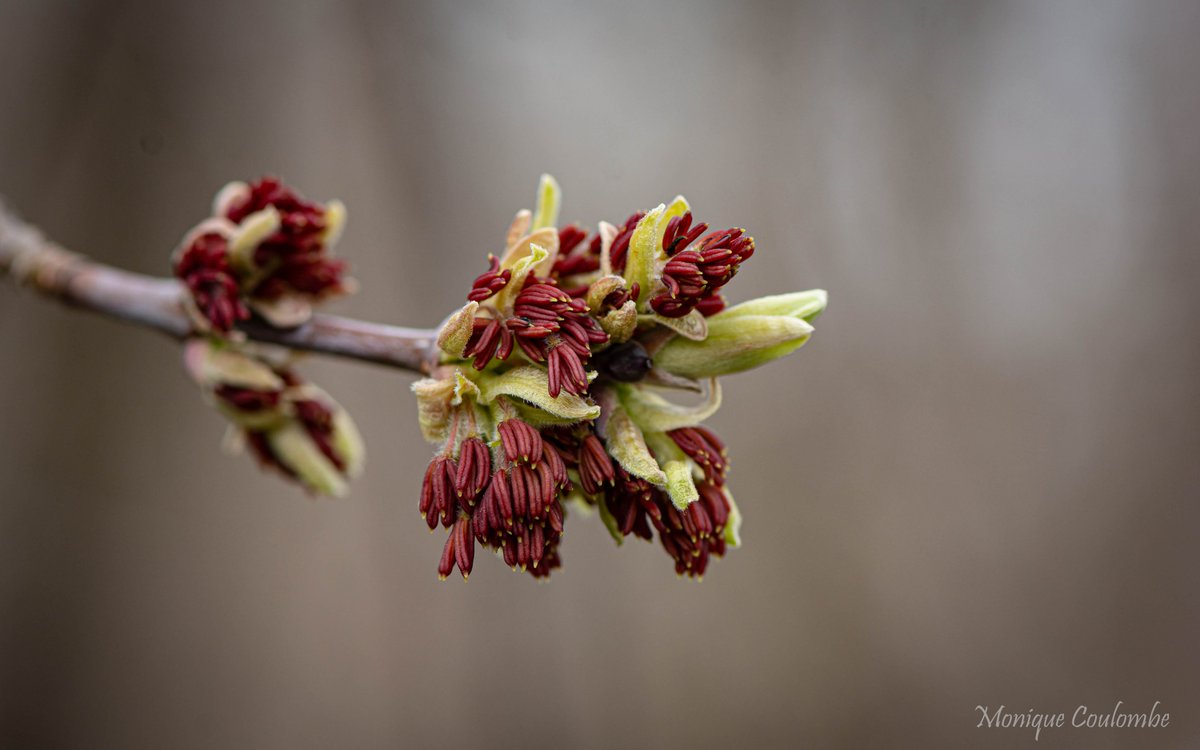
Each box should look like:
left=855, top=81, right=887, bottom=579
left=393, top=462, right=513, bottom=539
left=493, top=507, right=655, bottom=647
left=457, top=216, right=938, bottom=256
left=0, top=198, right=438, bottom=373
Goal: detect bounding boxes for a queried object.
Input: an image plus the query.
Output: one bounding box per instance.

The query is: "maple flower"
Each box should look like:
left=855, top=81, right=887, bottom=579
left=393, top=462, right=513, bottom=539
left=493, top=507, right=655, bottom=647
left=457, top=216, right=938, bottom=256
left=410, top=175, right=828, bottom=581
left=173, top=177, right=352, bottom=334
left=184, top=339, right=364, bottom=496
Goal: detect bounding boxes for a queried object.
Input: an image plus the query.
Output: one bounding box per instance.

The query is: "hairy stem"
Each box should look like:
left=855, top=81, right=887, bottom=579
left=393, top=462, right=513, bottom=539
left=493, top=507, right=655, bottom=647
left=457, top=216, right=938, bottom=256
left=0, top=197, right=437, bottom=373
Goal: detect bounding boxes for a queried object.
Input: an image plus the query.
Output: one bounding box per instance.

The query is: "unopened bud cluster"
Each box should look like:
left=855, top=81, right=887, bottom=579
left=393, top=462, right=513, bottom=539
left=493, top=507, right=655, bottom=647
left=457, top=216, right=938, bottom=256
left=175, top=178, right=365, bottom=495
left=184, top=340, right=365, bottom=496
left=173, top=177, right=351, bottom=334
left=415, top=176, right=827, bottom=580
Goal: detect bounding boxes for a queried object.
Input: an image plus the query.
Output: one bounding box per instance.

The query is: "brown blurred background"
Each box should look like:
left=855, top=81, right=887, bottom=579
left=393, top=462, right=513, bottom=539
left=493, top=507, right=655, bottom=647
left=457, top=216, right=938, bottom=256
left=1, top=1, right=1198, bottom=748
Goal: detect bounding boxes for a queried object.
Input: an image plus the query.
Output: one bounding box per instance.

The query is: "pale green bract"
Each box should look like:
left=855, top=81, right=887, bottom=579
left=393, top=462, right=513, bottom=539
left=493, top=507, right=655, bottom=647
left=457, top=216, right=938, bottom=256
left=651, top=310, right=818, bottom=379
left=531, top=173, right=561, bottom=231
left=476, top=365, right=601, bottom=422
left=625, top=204, right=665, bottom=309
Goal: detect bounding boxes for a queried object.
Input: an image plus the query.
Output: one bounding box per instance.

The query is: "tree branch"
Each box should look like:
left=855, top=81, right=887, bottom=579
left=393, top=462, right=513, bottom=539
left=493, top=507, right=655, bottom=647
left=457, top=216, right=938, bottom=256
left=0, top=197, right=438, bottom=373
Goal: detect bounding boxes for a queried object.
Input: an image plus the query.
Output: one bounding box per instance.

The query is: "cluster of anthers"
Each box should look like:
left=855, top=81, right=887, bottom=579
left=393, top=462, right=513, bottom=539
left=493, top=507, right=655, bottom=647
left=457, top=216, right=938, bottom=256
left=415, top=175, right=827, bottom=580
left=173, top=177, right=352, bottom=334
left=174, top=178, right=365, bottom=495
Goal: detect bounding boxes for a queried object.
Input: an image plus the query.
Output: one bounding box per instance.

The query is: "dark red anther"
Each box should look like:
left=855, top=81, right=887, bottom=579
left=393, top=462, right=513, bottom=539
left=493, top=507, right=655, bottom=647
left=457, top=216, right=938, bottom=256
left=221, top=177, right=349, bottom=303
left=437, top=457, right=459, bottom=527
left=516, top=525, right=530, bottom=569
left=602, top=468, right=659, bottom=542
left=649, top=222, right=755, bottom=318
left=547, top=500, right=564, bottom=534
left=618, top=479, right=731, bottom=579
left=453, top=514, right=475, bottom=579
left=510, top=464, right=532, bottom=519
left=245, top=431, right=291, bottom=479
left=530, top=523, right=545, bottom=567
left=437, top=529, right=456, bottom=579
left=527, top=479, right=545, bottom=522
left=473, top=489, right=492, bottom=541
left=699, top=481, right=731, bottom=533
left=607, top=211, right=645, bottom=272
left=498, top=419, right=543, bottom=464
left=293, top=398, right=345, bottom=472
left=689, top=543, right=711, bottom=577
left=515, top=464, right=541, bottom=520
left=225, top=177, right=321, bottom=224
left=597, top=281, right=640, bottom=314
left=256, top=255, right=346, bottom=298
left=693, top=294, right=726, bottom=317
left=454, top=437, right=491, bottom=500
left=214, top=385, right=280, bottom=413
left=491, top=469, right=514, bottom=526
left=420, top=457, right=442, bottom=529
left=661, top=211, right=709, bottom=256
left=420, top=455, right=458, bottom=529
left=578, top=434, right=615, bottom=495
left=667, top=426, right=728, bottom=486
left=639, top=490, right=664, bottom=527
left=174, top=232, right=249, bottom=334
left=682, top=502, right=714, bottom=541
left=559, top=225, right=588, bottom=255
left=463, top=317, right=515, bottom=370
left=541, top=441, right=569, bottom=490
left=502, top=276, right=607, bottom=391
left=476, top=481, right=501, bottom=540
left=552, top=225, right=600, bottom=277
left=546, top=343, right=589, bottom=398
left=537, top=463, right=557, bottom=511
left=467, top=255, right=512, bottom=302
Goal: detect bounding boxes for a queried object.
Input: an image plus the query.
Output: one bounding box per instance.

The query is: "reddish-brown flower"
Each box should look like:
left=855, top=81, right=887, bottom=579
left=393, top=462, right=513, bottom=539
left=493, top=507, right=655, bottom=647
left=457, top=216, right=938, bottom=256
left=551, top=224, right=599, bottom=278
left=419, top=454, right=458, bottom=530
left=467, top=255, right=512, bottom=302
left=650, top=212, right=755, bottom=318
left=462, top=316, right=515, bottom=371
left=506, top=282, right=607, bottom=397
left=174, top=232, right=248, bottom=334
left=438, top=513, right=475, bottom=580
left=598, top=458, right=734, bottom=579
left=454, top=436, right=491, bottom=500
left=578, top=434, right=615, bottom=495
left=291, top=397, right=348, bottom=473
left=418, top=178, right=787, bottom=581
left=647, top=481, right=733, bottom=579
left=422, top=416, right=573, bottom=580
left=661, top=211, right=710, bottom=255
left=200, top=359, right=363, bottom=496
left=667, top=426, right=729, bottom=486
left=221, top=177, right=349, bottom=303
left=471, top=463, right=568, bottom=577
left=498, top=418, right=543, bottom=464
left=607, top=211, right=646, bottom=272
left=604, top=468, right=657, bottom=541
left=176, top=177, right=351, bottom=335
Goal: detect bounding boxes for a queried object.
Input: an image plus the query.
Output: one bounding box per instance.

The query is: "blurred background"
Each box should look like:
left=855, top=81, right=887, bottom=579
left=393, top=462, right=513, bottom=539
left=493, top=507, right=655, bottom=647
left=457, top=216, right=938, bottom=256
left=1, top=1, right=1198, bottom=748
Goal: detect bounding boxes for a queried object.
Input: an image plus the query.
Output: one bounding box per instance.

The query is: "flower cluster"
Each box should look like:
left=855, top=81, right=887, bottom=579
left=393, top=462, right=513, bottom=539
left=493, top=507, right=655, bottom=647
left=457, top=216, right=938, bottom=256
left=184, top=339, right=365, bottom=496
left=177, top=178, right=363, bottom=495
left=414, top=175, right=827, bottom=580
left=418, top=412, right=570, bottom=580
left=173, top=177, right=352, bottom=334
